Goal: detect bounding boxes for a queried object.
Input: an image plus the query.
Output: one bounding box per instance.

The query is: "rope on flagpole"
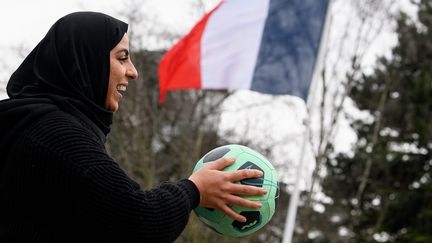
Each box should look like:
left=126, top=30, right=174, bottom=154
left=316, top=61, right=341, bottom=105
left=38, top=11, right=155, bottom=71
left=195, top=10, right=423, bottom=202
left=282, top=0, right=333, bottom=242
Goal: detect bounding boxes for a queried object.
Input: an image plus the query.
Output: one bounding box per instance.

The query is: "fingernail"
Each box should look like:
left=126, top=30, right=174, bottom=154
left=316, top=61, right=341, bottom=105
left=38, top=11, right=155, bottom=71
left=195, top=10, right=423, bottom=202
left=256, top=202, right=262, bottom=208
left=227, top=157, right=235, bottom=162
left=241, top=217, right=247, bottom=222
left=257, top=171, right=263, bottom=176
left=262, top=189, right=267, bottom=194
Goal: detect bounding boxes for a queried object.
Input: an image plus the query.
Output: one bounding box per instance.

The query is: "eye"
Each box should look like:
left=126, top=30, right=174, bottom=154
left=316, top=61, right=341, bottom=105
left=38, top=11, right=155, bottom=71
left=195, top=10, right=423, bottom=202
left=118, top=56, right=128, bottom=63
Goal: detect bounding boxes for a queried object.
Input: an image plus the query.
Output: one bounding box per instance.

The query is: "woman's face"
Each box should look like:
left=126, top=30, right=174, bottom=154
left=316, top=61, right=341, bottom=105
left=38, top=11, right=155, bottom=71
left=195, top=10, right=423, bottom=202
left=105, top=34, right=138, bottom=112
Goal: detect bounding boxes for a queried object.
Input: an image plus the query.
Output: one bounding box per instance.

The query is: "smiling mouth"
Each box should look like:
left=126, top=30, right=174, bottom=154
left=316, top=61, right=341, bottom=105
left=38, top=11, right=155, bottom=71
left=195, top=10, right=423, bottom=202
left=117, top=85, right=127, bottom=91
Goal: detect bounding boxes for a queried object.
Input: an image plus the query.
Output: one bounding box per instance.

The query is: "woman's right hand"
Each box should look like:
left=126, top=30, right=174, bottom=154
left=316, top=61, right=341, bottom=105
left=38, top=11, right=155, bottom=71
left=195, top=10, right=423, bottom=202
left=188, top=157, right=267, bottom=222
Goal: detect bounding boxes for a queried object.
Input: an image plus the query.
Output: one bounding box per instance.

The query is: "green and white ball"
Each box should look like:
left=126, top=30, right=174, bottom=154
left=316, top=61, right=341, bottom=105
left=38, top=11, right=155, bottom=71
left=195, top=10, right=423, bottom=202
left=193, top=144, right=279, bottom=237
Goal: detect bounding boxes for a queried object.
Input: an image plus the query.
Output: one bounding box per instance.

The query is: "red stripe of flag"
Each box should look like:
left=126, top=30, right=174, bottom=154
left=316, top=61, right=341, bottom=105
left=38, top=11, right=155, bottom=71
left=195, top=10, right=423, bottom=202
left=158, top=3, right=223, bottom=103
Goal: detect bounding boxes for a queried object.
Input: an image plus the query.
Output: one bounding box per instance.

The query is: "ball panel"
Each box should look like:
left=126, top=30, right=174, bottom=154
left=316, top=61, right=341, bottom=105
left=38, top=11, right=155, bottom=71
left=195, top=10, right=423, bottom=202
left=241, top=146, right=269, bottom=163
left=231, top=152, right=275, bottom=201
left=232, top=211, right=262, bottom=232
left=203, top=146, right=231, bottom=163
left=194, top=205, right=224, bottom=224
left=264, top=168, right=278, bottom=218
left=238, top=161, right=265, bottom=188
left=194, top=145, right=245, bottom=173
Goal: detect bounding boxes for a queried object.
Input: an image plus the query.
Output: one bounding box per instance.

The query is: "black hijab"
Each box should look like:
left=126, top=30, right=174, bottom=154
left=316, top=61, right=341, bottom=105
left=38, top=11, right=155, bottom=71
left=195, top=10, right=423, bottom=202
left=0, top=12, right=128, bottom=155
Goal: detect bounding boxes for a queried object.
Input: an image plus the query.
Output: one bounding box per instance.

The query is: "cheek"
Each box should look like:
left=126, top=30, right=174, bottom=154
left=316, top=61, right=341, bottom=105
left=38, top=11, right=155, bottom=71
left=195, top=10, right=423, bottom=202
left=105, top=77, right=116, bottom=106
left=110, top=61, right=125, bottom=78
left=109, top=59, right=116, bottom=80
left=108, top=67, right=119, bottom=93
left=108, top=81, right=116, bottom=97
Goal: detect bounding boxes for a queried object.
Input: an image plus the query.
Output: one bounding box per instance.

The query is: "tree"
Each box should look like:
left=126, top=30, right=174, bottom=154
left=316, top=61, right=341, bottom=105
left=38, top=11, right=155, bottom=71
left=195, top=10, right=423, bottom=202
left=294, top=0, right=396, bottom=241
left=319, top=0, right=432, bottom=241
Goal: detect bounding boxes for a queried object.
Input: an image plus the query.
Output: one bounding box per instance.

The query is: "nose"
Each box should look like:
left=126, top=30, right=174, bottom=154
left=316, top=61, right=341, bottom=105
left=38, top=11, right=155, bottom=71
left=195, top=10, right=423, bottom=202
left=127, top=62, right=138, bottom=80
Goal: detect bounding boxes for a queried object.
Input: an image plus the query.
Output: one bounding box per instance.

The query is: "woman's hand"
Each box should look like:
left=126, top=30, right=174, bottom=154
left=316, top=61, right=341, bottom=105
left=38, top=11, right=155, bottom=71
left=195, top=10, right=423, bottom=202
left=188, top=157, right=267, bottom=222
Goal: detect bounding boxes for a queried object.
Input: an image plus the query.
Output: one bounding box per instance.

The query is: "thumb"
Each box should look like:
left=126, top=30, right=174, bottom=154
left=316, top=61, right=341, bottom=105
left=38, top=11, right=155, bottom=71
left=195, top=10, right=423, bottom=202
left=206, top=157, right=236, bottom=170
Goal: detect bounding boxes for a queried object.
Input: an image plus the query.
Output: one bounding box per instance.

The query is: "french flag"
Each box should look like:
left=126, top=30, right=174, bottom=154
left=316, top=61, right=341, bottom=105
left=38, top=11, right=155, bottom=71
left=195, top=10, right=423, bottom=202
left=158, top=0, right=329, bottom=103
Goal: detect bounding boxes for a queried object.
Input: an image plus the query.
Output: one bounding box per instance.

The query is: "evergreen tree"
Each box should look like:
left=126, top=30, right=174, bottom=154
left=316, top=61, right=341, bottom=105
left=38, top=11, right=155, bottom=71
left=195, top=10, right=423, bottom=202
left=320, top=1, right=432, bottom=242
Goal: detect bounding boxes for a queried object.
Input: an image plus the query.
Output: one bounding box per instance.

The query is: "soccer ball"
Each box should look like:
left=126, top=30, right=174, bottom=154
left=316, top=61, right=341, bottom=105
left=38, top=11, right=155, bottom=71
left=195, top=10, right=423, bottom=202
left=192, top=144, right=279, bottom=237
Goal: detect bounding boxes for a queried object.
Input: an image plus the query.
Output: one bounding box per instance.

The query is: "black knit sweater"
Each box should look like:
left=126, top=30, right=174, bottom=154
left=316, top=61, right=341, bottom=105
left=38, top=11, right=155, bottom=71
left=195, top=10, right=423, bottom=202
left=0, top=110, right=200, bottom=243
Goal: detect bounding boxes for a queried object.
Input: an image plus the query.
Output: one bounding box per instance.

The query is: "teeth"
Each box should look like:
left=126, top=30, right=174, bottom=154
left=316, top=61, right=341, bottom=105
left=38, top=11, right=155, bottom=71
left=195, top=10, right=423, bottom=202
left=117, top=85, right=127, bottom=91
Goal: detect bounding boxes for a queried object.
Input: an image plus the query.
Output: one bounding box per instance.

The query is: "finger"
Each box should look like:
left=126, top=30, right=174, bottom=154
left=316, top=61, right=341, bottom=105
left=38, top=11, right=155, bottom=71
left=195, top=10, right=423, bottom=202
left=225, top=194, right=262, bottom=209
left=205, top=157, right=235, bottom=170
left=228, top=169, right=263, bottom=182
left=228, top=183, right=267, bottom=196
left=219, top=204, right=247, bottom=222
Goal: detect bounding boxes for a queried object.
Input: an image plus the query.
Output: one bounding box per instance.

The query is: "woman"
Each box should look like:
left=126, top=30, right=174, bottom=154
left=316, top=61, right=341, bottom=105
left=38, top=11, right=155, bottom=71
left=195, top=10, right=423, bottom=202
left=0, top=12, right=266, bottom=243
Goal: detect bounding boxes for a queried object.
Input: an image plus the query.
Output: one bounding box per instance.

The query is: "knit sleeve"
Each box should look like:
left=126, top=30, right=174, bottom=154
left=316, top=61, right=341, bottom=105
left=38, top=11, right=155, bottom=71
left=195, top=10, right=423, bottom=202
left=22, top=112, right=200, bottom=243
left=76, top=161, right=200, bottom=242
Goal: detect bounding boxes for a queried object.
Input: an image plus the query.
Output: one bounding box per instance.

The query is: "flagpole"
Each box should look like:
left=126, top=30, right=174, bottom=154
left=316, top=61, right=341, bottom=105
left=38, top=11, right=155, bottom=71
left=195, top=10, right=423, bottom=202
left=282, top=0, right=333, bottom=242
left=282, top=114, right=310, bottom=243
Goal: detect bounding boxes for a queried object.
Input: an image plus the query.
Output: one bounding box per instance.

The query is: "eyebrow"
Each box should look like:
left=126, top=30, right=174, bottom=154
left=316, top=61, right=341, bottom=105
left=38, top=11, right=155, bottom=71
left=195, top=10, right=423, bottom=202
left=117, top=48, right=129, bottom=56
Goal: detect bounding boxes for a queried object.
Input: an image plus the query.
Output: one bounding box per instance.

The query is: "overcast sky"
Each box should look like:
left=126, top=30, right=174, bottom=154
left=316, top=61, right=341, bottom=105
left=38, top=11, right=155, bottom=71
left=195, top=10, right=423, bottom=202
left=0, top=0, right=216, bottom=47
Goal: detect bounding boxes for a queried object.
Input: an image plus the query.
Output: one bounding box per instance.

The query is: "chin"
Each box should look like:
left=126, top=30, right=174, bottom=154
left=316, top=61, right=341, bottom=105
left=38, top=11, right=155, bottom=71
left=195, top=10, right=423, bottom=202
left=106, top=103, right=119, bottom=112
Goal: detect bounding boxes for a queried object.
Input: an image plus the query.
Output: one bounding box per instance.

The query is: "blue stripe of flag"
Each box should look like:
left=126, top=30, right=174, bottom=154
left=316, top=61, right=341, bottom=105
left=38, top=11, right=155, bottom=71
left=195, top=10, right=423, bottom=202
left=251, top=0, right=329, bottom=100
